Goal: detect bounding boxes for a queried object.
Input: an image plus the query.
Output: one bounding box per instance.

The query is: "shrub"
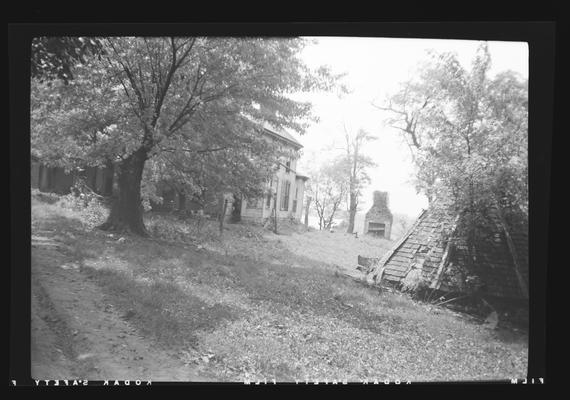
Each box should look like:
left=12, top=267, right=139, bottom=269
left=56, top=181, right=109, bottom=229
left=145, top=212, right=221, bottom=243
left=146, top=215, right=190, bottom=242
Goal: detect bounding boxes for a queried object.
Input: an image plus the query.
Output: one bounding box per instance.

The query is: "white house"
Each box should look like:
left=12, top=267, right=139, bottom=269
left=153, top=123, right=309, bottom=225
left=236, top=124, right=309, bottom=224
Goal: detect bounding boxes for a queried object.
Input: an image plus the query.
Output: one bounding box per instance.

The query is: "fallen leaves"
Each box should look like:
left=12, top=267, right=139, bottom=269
left=77, top=353, right=94, bottom=361
left=32, top=198, right=529, bottom=382
left=60, top=262, right=80, bottom=270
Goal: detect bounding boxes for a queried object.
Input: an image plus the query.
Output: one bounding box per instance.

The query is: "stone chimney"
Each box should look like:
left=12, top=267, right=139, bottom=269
left=364, top=191, right=393, bottom=239
left=373, top=191, right=389, bottom=211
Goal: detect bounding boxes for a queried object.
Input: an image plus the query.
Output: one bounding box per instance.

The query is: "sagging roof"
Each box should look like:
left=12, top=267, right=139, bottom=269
left=260, top=122, right=303, bottom=150
left=367, top=203, right=529, bottom=300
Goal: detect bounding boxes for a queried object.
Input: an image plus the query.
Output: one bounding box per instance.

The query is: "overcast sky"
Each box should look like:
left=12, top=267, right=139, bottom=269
left=289, top=37, right=529, bottom=218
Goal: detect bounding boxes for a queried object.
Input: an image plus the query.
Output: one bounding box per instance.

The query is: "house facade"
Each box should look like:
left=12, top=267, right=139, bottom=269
left=149, top=124, right=309, bottom=224
left=31, top=124, right=309, bottom=225
left=229, top=125, right=308, bottom=224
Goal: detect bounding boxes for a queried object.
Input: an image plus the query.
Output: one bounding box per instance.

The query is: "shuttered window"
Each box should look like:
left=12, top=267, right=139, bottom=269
left=292, top=187, right=298, bottom=212
left=280, top=181, right=290, bottom=211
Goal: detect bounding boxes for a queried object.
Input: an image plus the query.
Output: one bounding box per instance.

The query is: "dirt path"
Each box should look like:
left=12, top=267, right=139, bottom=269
left=31, top=231, right=205, bottom=381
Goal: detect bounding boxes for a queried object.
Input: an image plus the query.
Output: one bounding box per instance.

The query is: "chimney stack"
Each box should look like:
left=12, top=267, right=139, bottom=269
left=372, top=191, right=389, bottom=211
left=364, top=190, right=393, bottom=239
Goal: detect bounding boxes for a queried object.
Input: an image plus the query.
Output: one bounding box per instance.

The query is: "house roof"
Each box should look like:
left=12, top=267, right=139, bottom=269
left=367, top=203, right=529, bottom=300
left=241, top=113, right=304, bottom=149
left=260, top=122, right=303, bottom=149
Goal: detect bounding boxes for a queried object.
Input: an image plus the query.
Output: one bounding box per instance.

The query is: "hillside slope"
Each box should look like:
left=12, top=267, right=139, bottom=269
left=31, top=193, right=528, bottom=382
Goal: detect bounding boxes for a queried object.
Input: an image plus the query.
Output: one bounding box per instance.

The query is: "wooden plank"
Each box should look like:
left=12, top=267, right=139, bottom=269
left=383, top=273, right=404, bottom=281
left=385, top=262, right=408, bottom=271
left=385, top=263, right=407, bottom=272
left=385, top=260, right=405, bottom=268
left=430, top=215, right=459, bottom=290
left=391, top=254, right=414, bottom=263
left=386, top=264, right=409, bottom=273
left=373, top=209, right=427, bottom=270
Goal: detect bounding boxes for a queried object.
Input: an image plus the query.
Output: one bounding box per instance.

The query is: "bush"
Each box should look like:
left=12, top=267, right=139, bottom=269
left=56, top=182, right=109, bottom=229
left=146, top=215, right=190, bottom=242
left=145, top=212, right=221, bottom=243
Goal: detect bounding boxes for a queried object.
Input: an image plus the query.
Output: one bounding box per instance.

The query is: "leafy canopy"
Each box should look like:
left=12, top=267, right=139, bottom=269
left=377, top=43, right=528, bottom=233
left=31, top=37, right=339, bottom=202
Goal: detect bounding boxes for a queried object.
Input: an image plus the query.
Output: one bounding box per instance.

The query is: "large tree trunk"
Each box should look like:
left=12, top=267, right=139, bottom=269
left=103, top=160, right=115, bottom=196
left=347, top=192, right=357, bottom=233
left=99, top=148, right=148, bottom=236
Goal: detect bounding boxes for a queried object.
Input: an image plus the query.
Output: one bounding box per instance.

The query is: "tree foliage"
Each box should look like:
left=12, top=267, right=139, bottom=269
left=31, top=37, right=338, bottom=235
left=31, top=37, right=105, bottom=83
left=375, top=43, right=528, bottom=240
left=341, top=126, right=377, bottom=233
left=307, top=157, right=349, bottom=230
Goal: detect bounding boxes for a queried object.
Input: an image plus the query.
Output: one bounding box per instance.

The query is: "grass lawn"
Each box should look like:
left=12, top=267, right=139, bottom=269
left=265, top=229, right=393, bottom=278
left=31, top=192, right=528, bottom=382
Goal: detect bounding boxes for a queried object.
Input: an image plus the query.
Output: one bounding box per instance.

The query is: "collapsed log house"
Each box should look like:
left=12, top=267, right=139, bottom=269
left=365, top=202, right=529, bottom=302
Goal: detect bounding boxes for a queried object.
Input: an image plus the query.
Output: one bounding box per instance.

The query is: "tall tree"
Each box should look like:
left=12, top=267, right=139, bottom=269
left=32, top=37, right=338, bottom=235
left=341, top=125, right=377, bottom=233
left=307, top=158, right=349, bottom=230
left=373, top=43, right=528, bottom=259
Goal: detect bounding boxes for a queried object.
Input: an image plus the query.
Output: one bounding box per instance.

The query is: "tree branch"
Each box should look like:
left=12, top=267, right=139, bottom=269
left=107, top=39, right=147, bottom=113
left=150, top=37, right=179, bottom=128
left=167, top=62, right=204, bottom=134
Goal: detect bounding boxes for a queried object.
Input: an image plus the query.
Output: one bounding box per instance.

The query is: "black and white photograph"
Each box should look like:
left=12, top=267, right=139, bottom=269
left=9, top=21, right=553, bottom=386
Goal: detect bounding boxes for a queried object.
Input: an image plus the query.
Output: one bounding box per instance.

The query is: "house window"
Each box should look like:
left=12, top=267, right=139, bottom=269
left=292, top=187, right=298, bottom=212
left=280, top=181, right=290, bottom=211
left=285, top=160, right=291, bottom=173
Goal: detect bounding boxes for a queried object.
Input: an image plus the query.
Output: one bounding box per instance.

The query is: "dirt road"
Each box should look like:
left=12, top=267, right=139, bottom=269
left=31, top=231, right=205, bottom=381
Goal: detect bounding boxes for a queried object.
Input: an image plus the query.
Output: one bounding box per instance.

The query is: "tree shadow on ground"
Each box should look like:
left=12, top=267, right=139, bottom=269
left=32, top=211, right=239, bottom=350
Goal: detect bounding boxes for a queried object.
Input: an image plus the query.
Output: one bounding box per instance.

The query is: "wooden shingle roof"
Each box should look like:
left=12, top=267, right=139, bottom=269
left=367, top=203, right=529, bottom=300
